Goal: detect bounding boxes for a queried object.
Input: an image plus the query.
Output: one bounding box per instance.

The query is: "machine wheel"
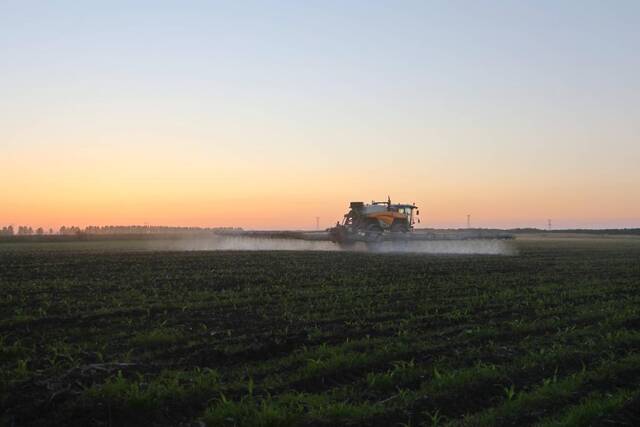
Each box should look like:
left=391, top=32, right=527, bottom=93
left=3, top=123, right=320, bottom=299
left=366, top=224, right=383, bottom=243
left=391, top=222, right=408, bottom=233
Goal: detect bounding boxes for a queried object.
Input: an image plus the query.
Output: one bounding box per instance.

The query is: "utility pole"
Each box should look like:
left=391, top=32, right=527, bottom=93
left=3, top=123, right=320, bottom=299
left=547, top=219, right=552, bottom=231
left=315, top=217, right=320, bottom=230
left=467, top=214, right=471, bottom=229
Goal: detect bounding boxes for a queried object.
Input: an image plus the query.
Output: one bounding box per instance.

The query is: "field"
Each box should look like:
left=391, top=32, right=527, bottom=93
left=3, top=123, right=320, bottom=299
left=1, top=236, right=640, bottom=426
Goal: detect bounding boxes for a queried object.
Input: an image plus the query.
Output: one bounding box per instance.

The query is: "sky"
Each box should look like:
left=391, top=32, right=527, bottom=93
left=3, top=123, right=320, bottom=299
left=1, top=0, right=639, bottom=230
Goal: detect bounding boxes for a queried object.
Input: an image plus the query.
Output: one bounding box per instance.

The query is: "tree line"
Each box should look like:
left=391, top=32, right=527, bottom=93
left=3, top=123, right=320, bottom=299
left=1, top=226, right=51, bottom=236
left=0, top=225, right=242, bottom=236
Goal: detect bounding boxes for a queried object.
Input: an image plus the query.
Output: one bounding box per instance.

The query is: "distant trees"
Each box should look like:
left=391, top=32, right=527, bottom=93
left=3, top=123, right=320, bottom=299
left=59, top=226, right=81, bottom=235
left=81, top=225, right=242, bottom=234
left=17, top=226, right=33, bottom=235
left=1, top=225, right=244, bottom=237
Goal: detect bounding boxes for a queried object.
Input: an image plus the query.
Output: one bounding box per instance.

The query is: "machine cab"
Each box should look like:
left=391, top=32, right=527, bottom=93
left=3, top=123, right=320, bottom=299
left=395, top=204, right=419, bottom=226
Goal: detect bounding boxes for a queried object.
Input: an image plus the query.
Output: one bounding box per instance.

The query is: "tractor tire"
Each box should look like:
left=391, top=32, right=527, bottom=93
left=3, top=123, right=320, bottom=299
left=391, top=222, right=409, bottom=233
left=366, top=224, right=383, bottom=243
